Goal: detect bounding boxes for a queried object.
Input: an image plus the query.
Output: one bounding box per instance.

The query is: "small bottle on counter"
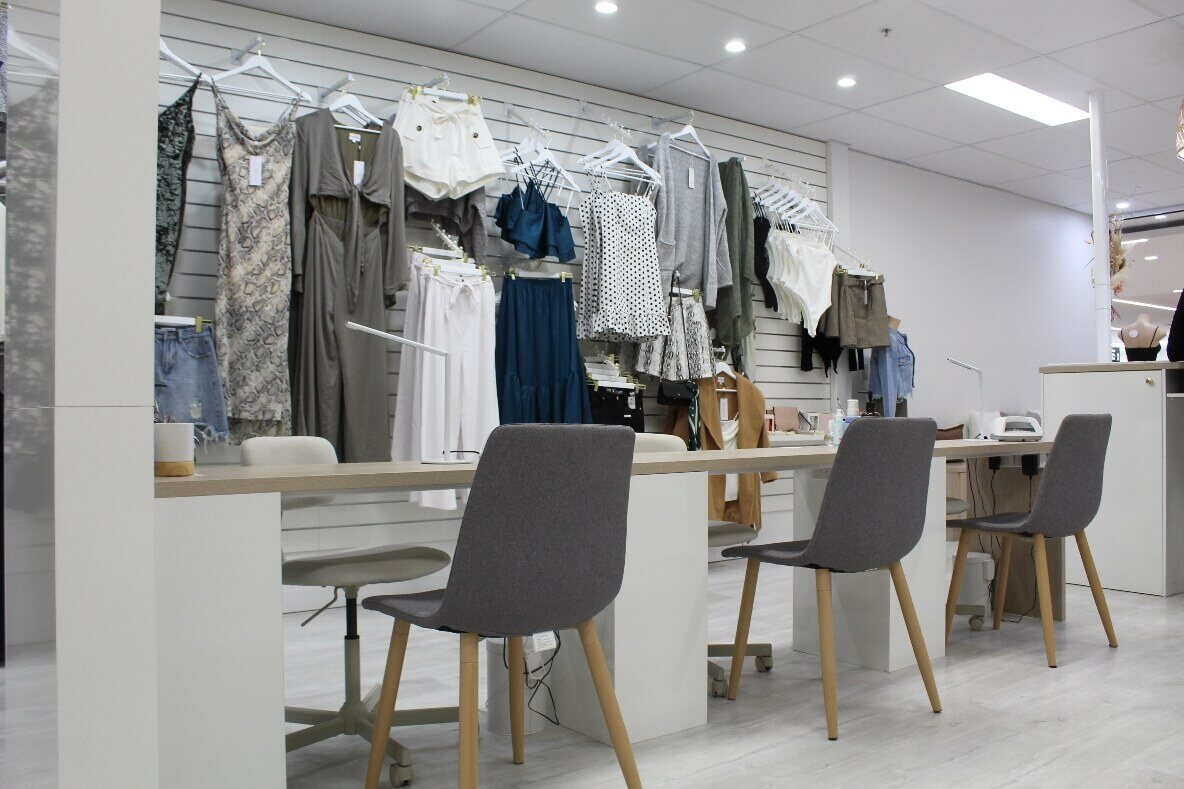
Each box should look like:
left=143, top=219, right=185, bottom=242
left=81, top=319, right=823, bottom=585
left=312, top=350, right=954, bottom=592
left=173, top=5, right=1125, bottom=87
left=831, top=408, right=846, bottom=444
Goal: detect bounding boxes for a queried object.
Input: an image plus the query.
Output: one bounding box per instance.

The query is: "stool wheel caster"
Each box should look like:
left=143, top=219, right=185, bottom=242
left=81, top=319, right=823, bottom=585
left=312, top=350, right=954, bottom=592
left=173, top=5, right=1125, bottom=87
left=755, top=655, right=773, bottom=673
left=710, top=677, right=728, bottom=698
left=390, top=763, right=413, bottom=787
left=969, top=615, right=984, bottom=632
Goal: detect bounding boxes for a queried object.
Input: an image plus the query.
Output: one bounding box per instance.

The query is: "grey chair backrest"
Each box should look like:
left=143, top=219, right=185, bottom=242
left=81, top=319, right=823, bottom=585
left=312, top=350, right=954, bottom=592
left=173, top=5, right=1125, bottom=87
left=799, top=418, right=937, bottom=573
left=436, top=424, right=637, bottom=636
left=1023, top=414, right=1112, bottom=538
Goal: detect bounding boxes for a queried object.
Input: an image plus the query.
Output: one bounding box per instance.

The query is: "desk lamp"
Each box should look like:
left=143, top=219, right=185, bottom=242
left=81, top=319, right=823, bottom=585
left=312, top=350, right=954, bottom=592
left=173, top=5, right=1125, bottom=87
left=946, top=357, right=987, bottom=439
left=347, top=321, right=473, bottom=465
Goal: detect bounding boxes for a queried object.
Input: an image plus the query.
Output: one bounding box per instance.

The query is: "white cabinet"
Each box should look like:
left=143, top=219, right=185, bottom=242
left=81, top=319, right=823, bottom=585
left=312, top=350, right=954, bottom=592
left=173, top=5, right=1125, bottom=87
left=1043, top=363, right=1184, bottom=597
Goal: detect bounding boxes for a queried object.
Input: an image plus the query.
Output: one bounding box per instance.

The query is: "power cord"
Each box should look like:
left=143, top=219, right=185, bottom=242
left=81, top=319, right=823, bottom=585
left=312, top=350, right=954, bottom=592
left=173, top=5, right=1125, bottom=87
left=502, top=633, right=562, bottom=727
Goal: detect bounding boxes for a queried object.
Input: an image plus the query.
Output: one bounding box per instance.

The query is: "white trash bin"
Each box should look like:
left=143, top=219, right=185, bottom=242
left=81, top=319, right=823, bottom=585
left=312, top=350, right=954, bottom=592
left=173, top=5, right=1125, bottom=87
left=946, top=545, right=996, bottom=631
left=485, top=638, right=554, bottom=736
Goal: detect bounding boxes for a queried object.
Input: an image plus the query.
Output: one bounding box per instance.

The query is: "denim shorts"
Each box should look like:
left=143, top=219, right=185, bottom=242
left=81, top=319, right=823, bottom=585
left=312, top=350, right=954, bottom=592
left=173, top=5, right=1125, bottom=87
left=154, top=327, right=228, bottom=442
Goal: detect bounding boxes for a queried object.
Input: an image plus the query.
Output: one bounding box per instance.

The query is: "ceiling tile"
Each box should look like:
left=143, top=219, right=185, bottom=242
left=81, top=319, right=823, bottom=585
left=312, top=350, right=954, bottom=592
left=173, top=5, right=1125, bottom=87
left=1051, top=19, right=1184, bottom=102
left=790, top=111, right=960, bottom=160
left=1127, top=186, right=1184, bottom=209
left=920, top=0, right=1159, bottom=53
left=1102, top=156, right=1184, bottom=195
left=228, top=0, right=504, bottom=49
left=648, top=69, right=847, bottom=130
left=1133, top=0, right=1184, bottom=16
left=469, top=0, right=526, bottom=8
left=863, top=87, right=1048, bottom=144
left=697, top=0, right=878, bottom=32
left=997, top=172, right=1092, bottom=207
left=906, top=145, right=1046, bottom=184
left=461, top=15, right=700, bottom=94
left=976, top=126, right=1099, bottom=172
left=1142, top=150, right=1184, bottom=177
left=513, top=0, right=787, bottom=66
left=715, top=34, right=932, bottom=110
left=1095, top=102, right=1180, bottom=157
left=995, top=57, right=1143, bottom=113
left=801, top=0, right=1036, bottom=84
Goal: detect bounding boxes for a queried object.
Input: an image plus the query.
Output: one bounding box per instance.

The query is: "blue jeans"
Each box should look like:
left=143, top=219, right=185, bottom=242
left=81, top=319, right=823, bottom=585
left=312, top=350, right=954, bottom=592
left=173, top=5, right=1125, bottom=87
left=154, top=327, right=228, bottom=442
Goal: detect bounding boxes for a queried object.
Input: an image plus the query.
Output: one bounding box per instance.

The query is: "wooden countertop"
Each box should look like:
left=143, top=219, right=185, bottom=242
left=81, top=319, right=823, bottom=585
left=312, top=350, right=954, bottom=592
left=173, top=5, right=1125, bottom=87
left=155, top=439, right=1052, bottom=499
left=1041, top=361, right=1184, bottom=374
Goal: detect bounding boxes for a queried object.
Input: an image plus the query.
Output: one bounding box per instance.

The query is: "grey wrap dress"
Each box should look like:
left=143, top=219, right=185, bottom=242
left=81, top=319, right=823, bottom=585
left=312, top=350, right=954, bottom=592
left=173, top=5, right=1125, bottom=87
left=289, top=109, right=407, bottom=462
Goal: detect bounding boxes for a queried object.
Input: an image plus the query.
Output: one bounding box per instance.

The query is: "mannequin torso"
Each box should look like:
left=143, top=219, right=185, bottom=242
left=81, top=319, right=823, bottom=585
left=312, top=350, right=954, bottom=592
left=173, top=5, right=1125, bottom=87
left=1122, top=313, right=1165, bottom=361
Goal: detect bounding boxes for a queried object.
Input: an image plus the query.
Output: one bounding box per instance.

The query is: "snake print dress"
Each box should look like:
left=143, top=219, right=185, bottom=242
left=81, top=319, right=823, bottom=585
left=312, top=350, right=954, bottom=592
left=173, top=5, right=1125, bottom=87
left=155, top=77, right=199, bottom=312
left=211, top=84, right=301, bottom=442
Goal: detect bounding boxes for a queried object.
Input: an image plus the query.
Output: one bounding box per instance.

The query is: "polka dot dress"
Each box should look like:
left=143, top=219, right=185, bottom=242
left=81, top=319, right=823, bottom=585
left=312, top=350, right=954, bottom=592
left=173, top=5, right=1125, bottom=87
left=577, top=183, right=670, bottom=342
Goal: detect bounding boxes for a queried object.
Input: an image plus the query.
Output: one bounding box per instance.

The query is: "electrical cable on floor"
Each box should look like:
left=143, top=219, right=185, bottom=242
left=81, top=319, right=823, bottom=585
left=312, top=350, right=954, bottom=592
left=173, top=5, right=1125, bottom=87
left=503, top=632, right=562, bottom=727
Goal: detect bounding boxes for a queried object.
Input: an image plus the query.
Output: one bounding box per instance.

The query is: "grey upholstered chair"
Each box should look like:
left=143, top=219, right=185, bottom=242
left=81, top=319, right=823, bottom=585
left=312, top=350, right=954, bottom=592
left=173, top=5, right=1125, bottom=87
left=946, top=414, right=1115, bottom=668
left=362, top=424, right=641, bottom=789
left=240, top=437, right=452, bottom=785
left=723, top=418, right=942, bottom=740
left=632, top=433, right=773, bottom=696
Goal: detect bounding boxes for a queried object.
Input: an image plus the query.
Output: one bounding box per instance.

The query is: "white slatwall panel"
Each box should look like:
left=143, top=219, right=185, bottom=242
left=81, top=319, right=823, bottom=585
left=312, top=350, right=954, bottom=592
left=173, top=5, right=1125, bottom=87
left=162, top=0, right=832, bottom=611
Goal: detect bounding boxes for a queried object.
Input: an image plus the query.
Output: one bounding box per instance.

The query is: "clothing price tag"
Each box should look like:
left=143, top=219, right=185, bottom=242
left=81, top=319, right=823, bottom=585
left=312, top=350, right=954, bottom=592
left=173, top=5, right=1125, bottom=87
left=627, top=394, right=636, bottom=409
left=719, top=398, right=729, bottom=420
left=688, top=166, right=695, bottom=189
left=353, top=160, right=366, bottom=185
left=248, top=155, right=264, bottom=187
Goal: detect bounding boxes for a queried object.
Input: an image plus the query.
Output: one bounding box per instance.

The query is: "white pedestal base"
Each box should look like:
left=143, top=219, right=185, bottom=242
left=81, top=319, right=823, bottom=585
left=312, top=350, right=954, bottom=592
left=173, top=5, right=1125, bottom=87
left=792, top=458, right=947, bottom=672
left=550, top=471, right=709, bottom=744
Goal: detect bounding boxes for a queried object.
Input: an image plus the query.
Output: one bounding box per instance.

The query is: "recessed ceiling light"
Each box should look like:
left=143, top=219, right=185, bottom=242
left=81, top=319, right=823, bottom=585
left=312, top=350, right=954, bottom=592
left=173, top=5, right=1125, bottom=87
left=1145, top=255, right=1159, bottom=261
left=1115, top=201, right=1131, bottom=210
left=1121, top=238, right=1148, bottom=245
left=837, top=76, right=857, bottom=88
left=594, top=1, right=618, bottom=13
left=725, top=39, right=747, bottom=53
left=945, top=73, right=1089, bottom=126
left=1155, top=214, right=1167, bottom=219
left=1113, top=297, right=1175, bottom=312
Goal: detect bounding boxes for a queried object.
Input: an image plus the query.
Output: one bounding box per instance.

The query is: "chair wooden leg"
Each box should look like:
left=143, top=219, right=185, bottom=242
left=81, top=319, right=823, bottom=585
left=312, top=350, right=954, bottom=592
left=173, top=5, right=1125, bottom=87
left=815, top=569, right=839, bottom=741
left=507, top=636, right=526, bottom=764
left=889, top=562, right=942, bottom=714
left=576, top=620, right=642, bottom=789
left=1075, top=531, right=1117, bottom=648
left=1032, top=534, right=1057, bottom=668
left=365, top=619, right=410, bottom=789
left=993, top=535, right=1014, bottom=631
left=727, top=558, right=761, bottom=701
left=945, top=528, right=973, bottom=642
left=459, top=633, right=480, bottom=789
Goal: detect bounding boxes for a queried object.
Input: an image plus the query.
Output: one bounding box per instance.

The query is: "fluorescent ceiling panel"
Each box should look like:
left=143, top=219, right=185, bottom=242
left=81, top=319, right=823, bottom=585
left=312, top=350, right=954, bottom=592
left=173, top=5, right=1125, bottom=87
left=945, top=73, right=1089, bottom=126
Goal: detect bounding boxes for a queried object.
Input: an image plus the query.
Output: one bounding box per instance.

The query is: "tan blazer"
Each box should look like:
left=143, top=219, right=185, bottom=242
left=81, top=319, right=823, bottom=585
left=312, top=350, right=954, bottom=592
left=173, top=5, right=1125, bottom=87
left=666, top=374, right=777, bottom=529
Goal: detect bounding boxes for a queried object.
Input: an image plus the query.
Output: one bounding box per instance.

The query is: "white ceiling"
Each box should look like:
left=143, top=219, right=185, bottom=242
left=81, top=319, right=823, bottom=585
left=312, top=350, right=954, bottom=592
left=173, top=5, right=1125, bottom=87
left=230, top=0, right=1184, bottom=213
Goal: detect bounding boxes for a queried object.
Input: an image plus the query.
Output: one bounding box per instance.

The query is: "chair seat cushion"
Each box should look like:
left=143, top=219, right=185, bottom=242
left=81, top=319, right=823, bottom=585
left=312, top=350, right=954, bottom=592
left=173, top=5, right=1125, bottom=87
left=362, top=589, right=447, bottom=630
left=282, top=545, right=451, bottom=588
left=708, top=520, right=758, bottom=548
left=722, top=539, right=812, bottom=566
left=961, top=512, right=1030, bottom=534
left=946, top=497, right=969, bottom=517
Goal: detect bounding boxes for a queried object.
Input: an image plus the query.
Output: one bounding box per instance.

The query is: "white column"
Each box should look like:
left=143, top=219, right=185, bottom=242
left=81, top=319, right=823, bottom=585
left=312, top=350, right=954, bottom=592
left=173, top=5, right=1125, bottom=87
left=53, top=1, right=162, bottom=786
left=1088, top=90, right=1112, bottom=363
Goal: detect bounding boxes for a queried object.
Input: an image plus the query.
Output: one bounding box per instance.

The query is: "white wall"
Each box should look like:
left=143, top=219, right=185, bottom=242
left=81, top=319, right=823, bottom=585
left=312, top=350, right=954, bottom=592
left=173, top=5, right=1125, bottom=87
left=846, top=151, right=1094, bottom=429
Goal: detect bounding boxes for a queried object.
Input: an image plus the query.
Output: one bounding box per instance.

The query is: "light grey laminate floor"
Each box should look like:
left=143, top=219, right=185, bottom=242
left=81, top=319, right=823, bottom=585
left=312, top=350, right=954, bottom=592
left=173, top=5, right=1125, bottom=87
left=4, top=560, right=1184, bottom=788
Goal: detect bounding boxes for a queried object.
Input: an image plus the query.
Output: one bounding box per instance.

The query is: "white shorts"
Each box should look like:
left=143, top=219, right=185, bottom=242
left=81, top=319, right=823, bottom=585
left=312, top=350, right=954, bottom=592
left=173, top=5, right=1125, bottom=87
left=393, top=90, right=506, bottom=200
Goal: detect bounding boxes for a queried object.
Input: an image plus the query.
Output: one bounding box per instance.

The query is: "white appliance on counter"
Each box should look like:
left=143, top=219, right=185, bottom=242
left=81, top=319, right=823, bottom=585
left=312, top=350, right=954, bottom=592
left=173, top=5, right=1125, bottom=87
left=1042, top=362, right=1184, bottom=597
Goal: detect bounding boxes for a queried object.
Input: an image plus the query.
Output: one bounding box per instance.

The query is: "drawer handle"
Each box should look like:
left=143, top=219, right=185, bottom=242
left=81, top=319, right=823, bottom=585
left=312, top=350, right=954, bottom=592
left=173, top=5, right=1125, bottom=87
left=1147, top=377, right=1155, bottom=385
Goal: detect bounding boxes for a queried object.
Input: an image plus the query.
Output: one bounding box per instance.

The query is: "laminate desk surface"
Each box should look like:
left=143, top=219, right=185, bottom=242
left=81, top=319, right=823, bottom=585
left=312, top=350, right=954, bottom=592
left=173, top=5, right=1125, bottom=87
left=1040, top=361, right=1184, bottom=374
left=154, top=439, right=1052, bottom=498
